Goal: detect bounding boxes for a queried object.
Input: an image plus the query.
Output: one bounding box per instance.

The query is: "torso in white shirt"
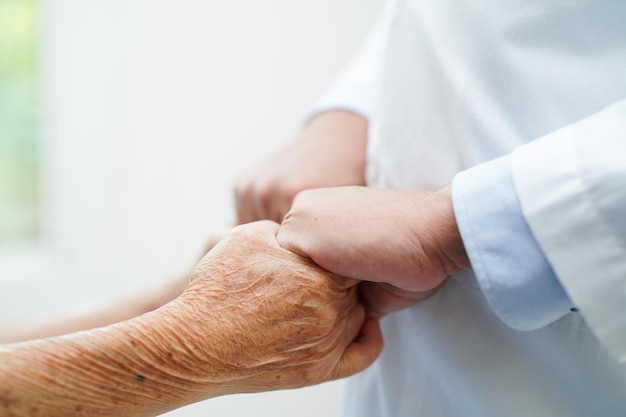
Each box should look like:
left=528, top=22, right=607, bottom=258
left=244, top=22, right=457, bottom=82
left=342, top=1, right=626, bottom=416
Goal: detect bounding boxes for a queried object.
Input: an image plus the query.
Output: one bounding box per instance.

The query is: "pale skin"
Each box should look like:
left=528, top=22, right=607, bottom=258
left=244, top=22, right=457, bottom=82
left=234, top=110, right=469, bottom=316
left=277, top=186, right=470, bottom=316
left=0, top=110, right=368, bottom=343
left=0, top=108, right=465, bottom=414
left=235, top=110, right=368, bottom=224
left=0, top=221, right=383, bottom=416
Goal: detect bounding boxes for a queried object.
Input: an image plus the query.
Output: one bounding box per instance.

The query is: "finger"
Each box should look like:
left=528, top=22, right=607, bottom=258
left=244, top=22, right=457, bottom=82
left=340, top=276, right=361, bottom=289
left=269, top=194, right=293, bottom=225
left=276, top=213, right=308, bottom=257
left=235, top=185, right=255, bottom=225
left=360, top=281, right=441, bottom=317
left=278, top=214, right=361, bottom=290
left=331, top=316, right=384, bottom=380
left=250, top=186, right=269, bottom=223
left=231, top=220, right=281, bottom=248
left=234, top=219, right=360, bottom=292
left=339, top=303, right=366, bottom=346
left=275, top=209, right=315, bottom=257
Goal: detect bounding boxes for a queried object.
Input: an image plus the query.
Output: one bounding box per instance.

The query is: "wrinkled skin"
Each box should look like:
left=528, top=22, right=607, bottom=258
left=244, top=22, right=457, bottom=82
left=0, top=229, right=230, bottom=344
left=162, top=220, right=383, bottom=393
left=0, top=221, right=382, bottom=417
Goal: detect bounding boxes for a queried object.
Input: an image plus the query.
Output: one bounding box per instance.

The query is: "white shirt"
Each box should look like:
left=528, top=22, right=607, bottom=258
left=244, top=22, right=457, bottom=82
left=311, top=1, right=626, bottom=416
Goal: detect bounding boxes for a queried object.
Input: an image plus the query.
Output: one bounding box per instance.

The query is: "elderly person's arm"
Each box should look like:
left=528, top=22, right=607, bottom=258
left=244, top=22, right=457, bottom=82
left=0, top=276, right=187, bottom=344
left=0, top=221, right=382, bottom=416
left=0, top=233, right=229, bottom=344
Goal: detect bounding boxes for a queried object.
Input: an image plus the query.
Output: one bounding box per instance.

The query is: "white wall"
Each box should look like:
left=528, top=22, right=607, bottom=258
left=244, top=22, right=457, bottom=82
left=0, top=0, right=382, bottom=415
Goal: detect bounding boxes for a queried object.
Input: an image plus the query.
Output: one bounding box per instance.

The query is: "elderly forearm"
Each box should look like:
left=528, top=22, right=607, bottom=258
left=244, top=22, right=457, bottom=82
left=0, top=222, right=383, bottom=416
left=0, top=302, right=225, bottom=417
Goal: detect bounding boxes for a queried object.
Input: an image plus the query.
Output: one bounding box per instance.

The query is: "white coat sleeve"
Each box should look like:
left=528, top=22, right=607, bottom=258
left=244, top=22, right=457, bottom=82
left=306, top=8, right=389, bottom=121
left=453, top=100, right=626, bottom=363
left=513, top=100, right=626, bottom=362
left=452, top=155, right=575, bottom=331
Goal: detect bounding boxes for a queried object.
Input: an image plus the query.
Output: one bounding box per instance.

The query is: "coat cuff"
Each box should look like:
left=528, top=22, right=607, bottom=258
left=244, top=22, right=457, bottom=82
left=305, top=12, right=387, bottom=123
left=452, top=155, right=574, bottom=331
left=512, top=100, right=626, bottom=362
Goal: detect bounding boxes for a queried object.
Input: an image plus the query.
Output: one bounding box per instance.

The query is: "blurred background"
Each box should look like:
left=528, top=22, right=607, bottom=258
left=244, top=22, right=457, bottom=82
left=0, top=0, right=382, bottom=415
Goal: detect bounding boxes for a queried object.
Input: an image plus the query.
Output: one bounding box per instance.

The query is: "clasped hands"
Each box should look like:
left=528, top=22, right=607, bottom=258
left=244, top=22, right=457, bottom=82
left=178, top=110, right=471, bottom=394
left=170, top=183, right=469, bottom=397
left=276, top=185, right=470, bottom=318
left=168, top=111, right=470, bottom=400
left=0, top=112, right=470, bottom=417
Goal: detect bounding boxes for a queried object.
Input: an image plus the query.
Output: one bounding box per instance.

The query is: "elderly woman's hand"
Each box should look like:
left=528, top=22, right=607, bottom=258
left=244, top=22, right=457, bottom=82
left=161, top=220, right=383, bottom=395
left=0, top=221, right=382, bottom=417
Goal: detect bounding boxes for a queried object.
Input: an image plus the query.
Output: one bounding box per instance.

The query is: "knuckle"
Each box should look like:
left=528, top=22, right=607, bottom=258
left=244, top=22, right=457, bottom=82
left=292, top=188, right=313, bottom=204
left=317, top=298, right=344, bottom=328
left=283, top=191, right=315, bottom=222
left=234, top=176, right=254, bottom=197
left=255, top=179, right=277, bottom=203
left=280, top=207, right=300, bottom=225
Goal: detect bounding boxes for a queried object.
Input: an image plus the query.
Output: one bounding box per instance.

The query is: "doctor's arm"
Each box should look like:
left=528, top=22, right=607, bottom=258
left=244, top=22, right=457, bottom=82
left=234, top=12, right=386, bottom=225
left=235, top=110, right=368, bottom=224
left=277, top=100, right=626, bottom=362
left=0, top=222, right=382, bottom=416
left=454, top=100, right=626, bottom=362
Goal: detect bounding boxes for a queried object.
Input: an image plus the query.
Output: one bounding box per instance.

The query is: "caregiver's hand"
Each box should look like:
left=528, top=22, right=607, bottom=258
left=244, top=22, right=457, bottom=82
left=277, top=186, right=470, bottom=317
left=1, top=221, right=382, bottom=417
left=234, top=110, right=367, bottom=224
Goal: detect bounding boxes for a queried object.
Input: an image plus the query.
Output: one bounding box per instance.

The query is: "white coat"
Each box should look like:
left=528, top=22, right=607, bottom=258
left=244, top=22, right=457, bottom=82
left=311, top=0, right=626, bottom=415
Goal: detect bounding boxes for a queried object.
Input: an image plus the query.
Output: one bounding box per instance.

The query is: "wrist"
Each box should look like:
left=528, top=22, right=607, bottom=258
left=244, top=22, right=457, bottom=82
left=126, top=300, right=236, bottom=399
left=0, top=304, right=225, bottom=416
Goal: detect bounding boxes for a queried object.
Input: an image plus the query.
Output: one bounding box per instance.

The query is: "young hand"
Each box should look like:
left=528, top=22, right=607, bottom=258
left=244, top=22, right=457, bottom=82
left=234, top=111, right=367, bottom=224
left=277, top=186, right=469, bottom=316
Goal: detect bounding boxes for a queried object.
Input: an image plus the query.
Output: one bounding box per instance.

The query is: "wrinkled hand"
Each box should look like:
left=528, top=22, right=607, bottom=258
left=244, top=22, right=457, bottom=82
left=0, top=222, right=382, bottom=417
left=234, top=111, right=367, bottom=224
left=277, top=186, right=469, bottom=317
left=161, top=221, right=383, bottom=394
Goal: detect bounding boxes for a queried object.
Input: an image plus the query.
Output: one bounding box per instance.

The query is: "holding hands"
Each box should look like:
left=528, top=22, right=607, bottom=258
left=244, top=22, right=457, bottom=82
left=236, top=109, right=469, bottom=317
left=1, top=109, right=469, bottom=416
left=234, top=110, right=367, bottom=224
left=174, top=220, right=383, bottom=393
left=1, top=221, right=383, bottom=416
left=276, top=186, right=469, bottom=316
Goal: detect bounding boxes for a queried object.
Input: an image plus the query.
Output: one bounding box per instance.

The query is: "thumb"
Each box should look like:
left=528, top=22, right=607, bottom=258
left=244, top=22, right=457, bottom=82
left=330, top=316, right=383, bottom=380
left=278, top=218, right=360, bottom=289
left=228, top=220, right=283, bottom=249
left=276, top=218, right=309, bottom=258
